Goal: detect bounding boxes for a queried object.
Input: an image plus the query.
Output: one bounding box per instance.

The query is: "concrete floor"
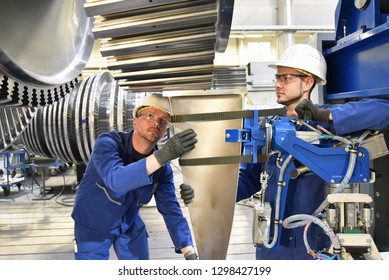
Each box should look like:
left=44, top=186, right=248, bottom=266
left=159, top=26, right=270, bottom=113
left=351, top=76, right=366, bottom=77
left=1, top=164, right=388, bottom=261
left=0, top=164, right=256, bottom=260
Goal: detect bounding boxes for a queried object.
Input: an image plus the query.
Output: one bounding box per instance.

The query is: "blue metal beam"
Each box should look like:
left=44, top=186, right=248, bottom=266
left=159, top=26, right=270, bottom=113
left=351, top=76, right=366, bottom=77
left=324, top=0, right=389, bottom=101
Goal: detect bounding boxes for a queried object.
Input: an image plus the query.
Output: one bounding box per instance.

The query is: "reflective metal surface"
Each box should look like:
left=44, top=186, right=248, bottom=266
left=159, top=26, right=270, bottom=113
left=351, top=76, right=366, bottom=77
left=0, top=0, right=235, bottom=151
left=88, top=72, right=115, bottom=148
left=215, top=0, right=235, bottom=52
left=1, top=75, right=245, bottom=260
left=11, top=73, right=134, bottom=164
left=169, top=92, right=244, bottom=259
left=0, top=0, right=94, bottom=87
left=0, top=0, right=95, bottom=132
left=84, top=0, right=234, bottom=91
left=0, top=107, right=36, bottom=151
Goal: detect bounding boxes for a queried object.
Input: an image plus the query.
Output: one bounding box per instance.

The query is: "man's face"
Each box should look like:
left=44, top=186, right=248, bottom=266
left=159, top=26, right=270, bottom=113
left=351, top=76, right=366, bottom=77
left=133, top=108, right=170, bottom=143
left=274, top=66, right=309, bottom=107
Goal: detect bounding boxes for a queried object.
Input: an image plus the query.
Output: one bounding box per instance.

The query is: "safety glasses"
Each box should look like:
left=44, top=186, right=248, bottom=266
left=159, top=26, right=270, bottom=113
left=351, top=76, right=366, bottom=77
left=138, top=112, right=172, bottom=128
left=274, top=73, right=307, bottom=85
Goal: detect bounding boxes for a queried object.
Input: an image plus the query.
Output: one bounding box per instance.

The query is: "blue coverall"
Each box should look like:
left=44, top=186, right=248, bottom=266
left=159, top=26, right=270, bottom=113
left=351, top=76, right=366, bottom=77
left=71, top=130, right=193, bottom=260
left=237, top=99, right=389, bottom=260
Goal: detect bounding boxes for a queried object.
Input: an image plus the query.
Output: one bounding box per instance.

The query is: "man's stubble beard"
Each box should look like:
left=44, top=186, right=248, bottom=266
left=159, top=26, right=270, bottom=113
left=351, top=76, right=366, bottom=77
left=276, top=84, right=304, bottom=108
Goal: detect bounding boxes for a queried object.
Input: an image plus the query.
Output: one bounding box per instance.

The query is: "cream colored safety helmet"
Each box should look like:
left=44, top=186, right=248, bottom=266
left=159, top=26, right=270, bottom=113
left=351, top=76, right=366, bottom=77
left=133, top=94, right=171, bottom=117
left=268, top=44, right=327, bottom=85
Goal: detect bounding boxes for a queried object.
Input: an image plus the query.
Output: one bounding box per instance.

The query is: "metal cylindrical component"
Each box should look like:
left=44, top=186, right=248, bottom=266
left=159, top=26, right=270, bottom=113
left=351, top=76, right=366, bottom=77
left=361, top=203, right=373, bottom=228
left=0, top=0, right=93, bottom=87
left=326, top=204, right=338, bottom=229
left=325, top=183, right=359, bottom=196
left=290, top=166, right=310, bottom=179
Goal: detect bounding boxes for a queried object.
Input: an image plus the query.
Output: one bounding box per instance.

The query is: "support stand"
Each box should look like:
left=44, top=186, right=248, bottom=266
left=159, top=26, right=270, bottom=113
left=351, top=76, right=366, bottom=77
left=32, top=167, right=56, bottom=201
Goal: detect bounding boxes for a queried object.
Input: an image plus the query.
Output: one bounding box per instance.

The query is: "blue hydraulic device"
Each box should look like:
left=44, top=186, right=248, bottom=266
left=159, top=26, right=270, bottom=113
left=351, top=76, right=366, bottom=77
left=319, top=0, right=389, bottom=254
left=226, top=111, right=371, bottom=253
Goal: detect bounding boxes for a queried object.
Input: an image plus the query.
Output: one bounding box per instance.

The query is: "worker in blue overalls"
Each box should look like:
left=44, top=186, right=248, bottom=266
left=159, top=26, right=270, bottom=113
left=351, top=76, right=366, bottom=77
left=72, top=93, right=199, bottom=260
left=180, top=44, right=389, bottom=260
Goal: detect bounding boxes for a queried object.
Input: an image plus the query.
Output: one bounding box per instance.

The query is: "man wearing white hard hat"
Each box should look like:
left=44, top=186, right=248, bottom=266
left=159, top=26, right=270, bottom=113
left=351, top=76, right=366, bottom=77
left=237, top=44, right=389, bottom=259
left=72, top=93, right=199, bottom=260
left=181, top=44, right=389, bottom=260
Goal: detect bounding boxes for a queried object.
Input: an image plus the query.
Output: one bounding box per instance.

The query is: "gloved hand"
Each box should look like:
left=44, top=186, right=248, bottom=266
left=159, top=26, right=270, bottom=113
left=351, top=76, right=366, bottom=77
left=184, top=249, right=199, bottom=260
left=295, top=99, right=331, bottom=122
left=154, top=129, right=197, bottom=166
left=180, top=184, right=194, bottom=205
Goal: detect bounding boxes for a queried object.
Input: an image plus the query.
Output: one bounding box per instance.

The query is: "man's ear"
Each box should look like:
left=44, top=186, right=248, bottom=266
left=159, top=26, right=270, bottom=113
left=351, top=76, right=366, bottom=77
left=303, top=76, right=315, bottom=92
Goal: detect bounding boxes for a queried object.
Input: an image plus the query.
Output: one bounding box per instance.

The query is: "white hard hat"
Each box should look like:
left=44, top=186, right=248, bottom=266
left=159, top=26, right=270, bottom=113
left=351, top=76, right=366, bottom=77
left=133, top=94, right=171, bottom=117
left=268, top=44, right=327, bottom=85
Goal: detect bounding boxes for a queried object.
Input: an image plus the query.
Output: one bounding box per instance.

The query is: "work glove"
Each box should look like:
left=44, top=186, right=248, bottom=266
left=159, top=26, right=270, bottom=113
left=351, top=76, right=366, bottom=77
left=295, top=99, right=331, bottom=122
left=184, top=249, right=199, bottom=260
left=154, top=129, right=197, bottom=166
left=180, top=183, right=194, bottom=205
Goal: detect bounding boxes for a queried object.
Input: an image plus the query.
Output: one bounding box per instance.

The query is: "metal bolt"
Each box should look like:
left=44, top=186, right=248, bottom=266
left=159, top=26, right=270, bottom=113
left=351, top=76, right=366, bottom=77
left=225, top=133, right=230, bottom=139
left=354, top=0, right=369, bottom=10
left=376, top=212, right=380, bottom=218
left=375, top=192, right=380, bottom=197
left=330, top=179, right=335, bottom=184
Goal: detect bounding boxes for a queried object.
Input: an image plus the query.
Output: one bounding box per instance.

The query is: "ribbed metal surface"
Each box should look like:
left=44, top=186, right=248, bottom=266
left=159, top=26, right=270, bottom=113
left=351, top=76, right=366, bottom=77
left=18, top=73, right=135, bottom=165
left=123, top=90, right=136, bottom=132
left=0, top=0, right=88, bottom=153
left=88, top=73, right=114, bottom=148
left=0, top=107, right=36, bottom=152
left=0, top=73, right=79, bottom=107
left=0, top=0, right=235, bottom=154
left=85, top=0, right=234, bottom=91
left=67, top=86, right=84, bottom=164
left=12, top=66, right=246, bottom=160
left=212, top=66, right=247, bottom=89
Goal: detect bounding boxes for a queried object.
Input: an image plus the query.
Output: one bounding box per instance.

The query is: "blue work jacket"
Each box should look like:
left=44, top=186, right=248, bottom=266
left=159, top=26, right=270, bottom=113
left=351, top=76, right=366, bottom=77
left=237, top=98, right=389, bottom=260
left=72, top=130, right=193, bottom=253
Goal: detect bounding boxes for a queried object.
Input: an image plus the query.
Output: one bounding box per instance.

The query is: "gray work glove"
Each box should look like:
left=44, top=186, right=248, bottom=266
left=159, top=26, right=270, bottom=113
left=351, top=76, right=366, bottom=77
left=184, top=249, right=199, bottom=260
left=180, top=183, right=194, bottom=205
left=154, top=129, right=197, bottom=166
left=295, top=99, right=331, bottom=122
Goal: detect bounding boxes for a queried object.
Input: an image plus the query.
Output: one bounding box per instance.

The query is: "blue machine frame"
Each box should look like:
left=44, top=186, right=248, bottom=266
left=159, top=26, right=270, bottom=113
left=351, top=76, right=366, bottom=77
left=324, top=0, right=389, bottom=101
left=320, top=0, right=389, bottom=252
left=228, top=116, right=371, bottom=185
left=227, top=113, right=371, bottom=249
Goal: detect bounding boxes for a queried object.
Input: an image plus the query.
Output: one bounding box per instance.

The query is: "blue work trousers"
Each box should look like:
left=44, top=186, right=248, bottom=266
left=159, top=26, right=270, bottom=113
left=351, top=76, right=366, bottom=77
left=74, top=222, right=149, bottom=260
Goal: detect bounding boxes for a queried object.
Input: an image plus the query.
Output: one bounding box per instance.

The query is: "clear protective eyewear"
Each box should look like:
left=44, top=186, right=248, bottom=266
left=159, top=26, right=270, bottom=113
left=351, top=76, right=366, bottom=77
left=138, top=112, right=172, bottom=128
left=274, top=73, right=307, bottom=85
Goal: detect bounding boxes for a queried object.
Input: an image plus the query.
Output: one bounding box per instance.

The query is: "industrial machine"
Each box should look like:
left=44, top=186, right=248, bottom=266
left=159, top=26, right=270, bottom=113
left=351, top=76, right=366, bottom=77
left=225, top=112, right=387, bottom=260
left=322, top=0, right=389, bottom=255
left=228, top=0, right=389, bottom=260
left=171, top=98, right=386, bottom=260
left=0, top=0, right=234, bottom=153
left=0, top=0, right=388, bottom=261
left=222, top=0, right=389, bottom=260
left=324, top=0, right=389, bottom=101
